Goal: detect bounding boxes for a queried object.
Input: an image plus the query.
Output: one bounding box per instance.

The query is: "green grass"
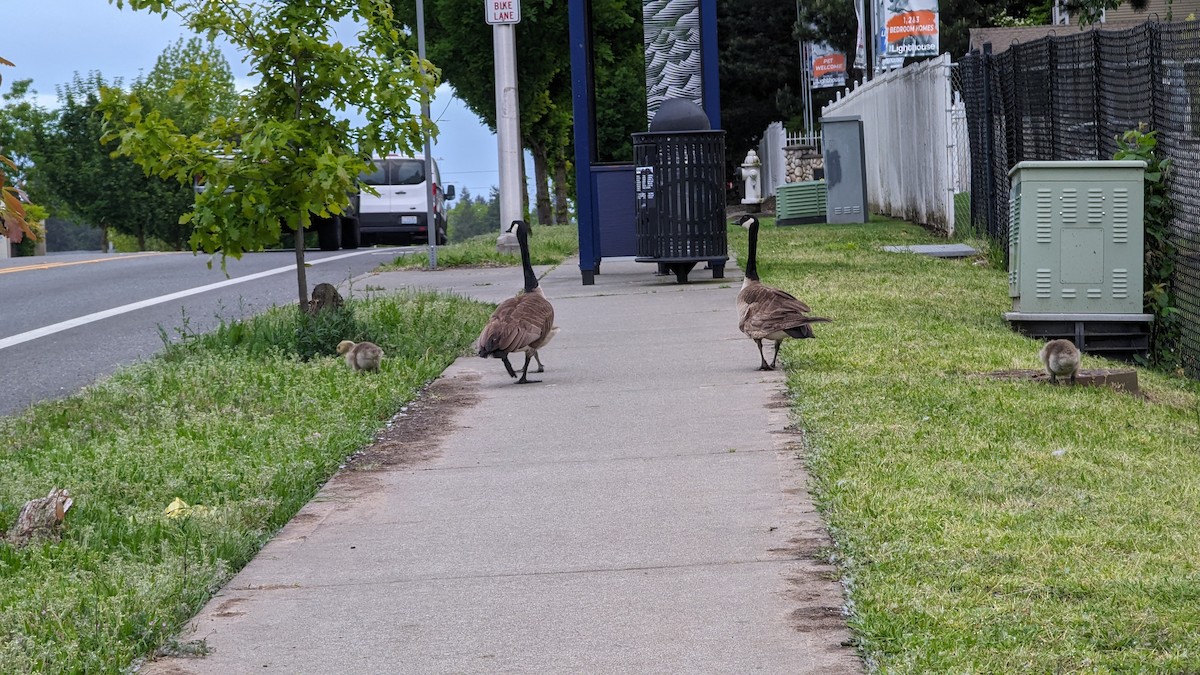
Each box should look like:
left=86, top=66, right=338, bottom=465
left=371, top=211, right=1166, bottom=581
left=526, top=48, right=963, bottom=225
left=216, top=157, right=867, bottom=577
left=7, top=214, right=1199, bottom=671
left=380, top=223, right=578, bottom=269
left=731, top=216, right=1200, bottom=672
left=0, top=291, right=492, bottom=672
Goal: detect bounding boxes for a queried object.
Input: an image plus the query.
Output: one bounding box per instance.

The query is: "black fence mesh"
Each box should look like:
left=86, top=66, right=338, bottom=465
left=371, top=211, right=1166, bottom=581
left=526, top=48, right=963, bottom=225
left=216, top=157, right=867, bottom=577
left=961, top=22, right=1200, bottom=379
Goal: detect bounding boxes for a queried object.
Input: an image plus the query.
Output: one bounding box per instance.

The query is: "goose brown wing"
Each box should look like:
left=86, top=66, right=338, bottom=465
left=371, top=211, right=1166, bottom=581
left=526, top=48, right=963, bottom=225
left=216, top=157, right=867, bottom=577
left=739, top=283, right=812, bottom=313
left=739, top=284, right=823, bottom=339
left=478, top=294, right=553, bottom=354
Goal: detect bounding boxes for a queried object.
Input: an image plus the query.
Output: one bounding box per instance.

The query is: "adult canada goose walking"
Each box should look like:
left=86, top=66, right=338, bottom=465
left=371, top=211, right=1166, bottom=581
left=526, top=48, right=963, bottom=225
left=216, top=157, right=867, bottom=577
left=476, top=220, right=557, bottom=383
left=735, top=215, right=831, bottom=371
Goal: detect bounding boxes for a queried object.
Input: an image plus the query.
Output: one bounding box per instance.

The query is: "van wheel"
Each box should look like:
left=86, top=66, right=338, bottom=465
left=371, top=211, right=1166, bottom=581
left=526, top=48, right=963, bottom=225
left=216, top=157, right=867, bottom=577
left=341, top=217, right=360, bottom=249
left=317, top=216, right=341, bottom=251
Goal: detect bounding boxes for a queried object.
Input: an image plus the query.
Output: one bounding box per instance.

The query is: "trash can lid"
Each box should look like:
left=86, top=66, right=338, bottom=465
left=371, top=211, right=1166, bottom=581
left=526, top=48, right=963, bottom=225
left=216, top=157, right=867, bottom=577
left=649, top=98, right=711, bottom=132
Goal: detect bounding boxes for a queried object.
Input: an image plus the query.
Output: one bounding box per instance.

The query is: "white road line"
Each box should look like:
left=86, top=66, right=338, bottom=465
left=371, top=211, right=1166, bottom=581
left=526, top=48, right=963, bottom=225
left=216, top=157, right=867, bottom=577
left=0, top=250, right=379, bottom=351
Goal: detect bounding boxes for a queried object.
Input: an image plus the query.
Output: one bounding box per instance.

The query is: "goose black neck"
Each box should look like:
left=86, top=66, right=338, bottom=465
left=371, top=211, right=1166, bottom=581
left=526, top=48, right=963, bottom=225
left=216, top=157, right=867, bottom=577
left=517, top=224, right=538, bottom=292
left=745, top=219, right=760, bottom=281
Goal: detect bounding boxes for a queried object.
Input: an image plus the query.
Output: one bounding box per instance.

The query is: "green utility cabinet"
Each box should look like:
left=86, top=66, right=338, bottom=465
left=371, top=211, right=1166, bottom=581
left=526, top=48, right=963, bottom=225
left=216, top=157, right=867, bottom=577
left=776, top=180, right=826, bottom=226
left=1005, top=160, right=1153, bottom=359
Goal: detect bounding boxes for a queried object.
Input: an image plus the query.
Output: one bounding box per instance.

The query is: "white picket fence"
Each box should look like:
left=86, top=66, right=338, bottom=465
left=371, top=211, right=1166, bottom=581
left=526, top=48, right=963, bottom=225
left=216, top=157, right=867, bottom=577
left=755, top=122, right=786, bottom=199
left=753, top=55, right=969, bottom=232
left=821, top=53, right=964, bottom=234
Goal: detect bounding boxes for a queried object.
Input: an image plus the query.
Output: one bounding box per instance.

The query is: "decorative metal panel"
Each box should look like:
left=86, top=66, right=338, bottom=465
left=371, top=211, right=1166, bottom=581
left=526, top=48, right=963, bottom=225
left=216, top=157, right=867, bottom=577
left=643, top=0, right=703, bottom=124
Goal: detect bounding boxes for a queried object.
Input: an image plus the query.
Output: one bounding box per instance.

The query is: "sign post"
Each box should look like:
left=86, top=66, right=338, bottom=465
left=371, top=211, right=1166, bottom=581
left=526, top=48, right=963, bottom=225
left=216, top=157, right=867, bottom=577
left=487, top=0, right=523, bottom=250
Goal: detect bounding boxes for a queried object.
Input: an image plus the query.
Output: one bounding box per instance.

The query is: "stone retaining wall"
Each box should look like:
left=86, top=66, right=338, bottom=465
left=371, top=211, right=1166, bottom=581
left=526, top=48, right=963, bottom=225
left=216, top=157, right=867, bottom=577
left=784, top=145, right=823, bottom=183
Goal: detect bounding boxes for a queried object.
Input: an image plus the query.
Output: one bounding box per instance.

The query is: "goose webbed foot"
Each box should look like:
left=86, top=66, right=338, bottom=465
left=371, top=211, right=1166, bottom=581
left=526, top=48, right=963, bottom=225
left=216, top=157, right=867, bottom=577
left=532, top=351, right=545, bottom=373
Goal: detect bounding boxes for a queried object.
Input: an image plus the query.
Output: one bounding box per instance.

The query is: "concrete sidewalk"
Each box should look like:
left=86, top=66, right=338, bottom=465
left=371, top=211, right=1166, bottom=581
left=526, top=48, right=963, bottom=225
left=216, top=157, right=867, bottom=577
left=145, top=255, right=861, bottom=674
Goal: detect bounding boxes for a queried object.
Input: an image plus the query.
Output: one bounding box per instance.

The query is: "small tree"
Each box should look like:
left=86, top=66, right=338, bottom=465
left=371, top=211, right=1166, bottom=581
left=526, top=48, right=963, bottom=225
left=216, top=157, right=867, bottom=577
left=36, top=73, right=196, bottom=251
left=104, top=0, right=438, bottom=310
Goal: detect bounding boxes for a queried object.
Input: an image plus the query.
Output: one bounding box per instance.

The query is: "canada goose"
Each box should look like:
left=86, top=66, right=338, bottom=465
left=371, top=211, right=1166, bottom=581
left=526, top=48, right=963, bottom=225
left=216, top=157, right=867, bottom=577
left=476, top=220, right=557, bottom=384
left=337, top=340, right=384, bottom=372
left=735, top=215, right=831, bottom=371
left=1039, top=338, right=1080, bottom=384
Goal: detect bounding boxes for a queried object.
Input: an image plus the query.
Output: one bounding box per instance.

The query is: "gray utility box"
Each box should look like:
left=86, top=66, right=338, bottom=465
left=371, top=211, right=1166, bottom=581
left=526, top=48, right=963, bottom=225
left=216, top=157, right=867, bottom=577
left=1005, top=160, right=1153, bottom=359
left=819, top=116, right=868, bottom=224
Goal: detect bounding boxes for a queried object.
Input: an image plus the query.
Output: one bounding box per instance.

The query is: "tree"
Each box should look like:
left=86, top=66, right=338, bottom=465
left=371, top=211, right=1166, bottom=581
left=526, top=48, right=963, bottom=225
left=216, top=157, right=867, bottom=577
left=389, top=0, right=637, bottom=227
left=446, top=187, right=497, bottom=241
left=590, top=0, right=645, bottom=164
left=129, top=37, right=240, bottom=249
left=34, top=73, right=190, bottom=251
left=104, top=0, right=437, bottom=311
left=1, top=57, right=38, bottom=245
left=137, top=37, right=239, bottom=136
left=719, top=0, right=805, bottom=177
left=1071, top=0, right=1148, bottom=25
left=391, top=0, right=561, bottom=225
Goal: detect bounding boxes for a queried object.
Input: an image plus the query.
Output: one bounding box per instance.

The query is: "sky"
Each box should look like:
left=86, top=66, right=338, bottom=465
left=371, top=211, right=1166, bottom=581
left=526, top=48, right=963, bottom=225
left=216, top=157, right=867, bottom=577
left=3, top=1, right=516, bottom=199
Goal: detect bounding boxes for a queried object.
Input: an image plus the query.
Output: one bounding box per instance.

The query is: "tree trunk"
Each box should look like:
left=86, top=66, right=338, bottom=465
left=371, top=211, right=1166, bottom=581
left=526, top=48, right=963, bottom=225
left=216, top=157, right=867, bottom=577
left=554, top=162, right=571, bottom=226
left=295, top=219, right=309, bottom=312
left=530, top=141, right=553, bottom=226
left=100, top=225, right=109, bottom=253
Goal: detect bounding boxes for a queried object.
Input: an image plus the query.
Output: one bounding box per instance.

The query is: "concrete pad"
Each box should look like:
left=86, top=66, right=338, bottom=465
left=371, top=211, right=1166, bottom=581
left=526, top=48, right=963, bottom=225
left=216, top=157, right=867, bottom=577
left=142, top=256, right=861, bottom=674
left=882, top=243, right=979, bottom=258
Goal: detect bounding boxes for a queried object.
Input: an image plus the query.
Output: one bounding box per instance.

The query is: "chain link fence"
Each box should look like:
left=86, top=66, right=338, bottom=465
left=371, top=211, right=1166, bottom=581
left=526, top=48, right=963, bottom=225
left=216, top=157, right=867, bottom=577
left=961, top=22, right=1200, bottom=378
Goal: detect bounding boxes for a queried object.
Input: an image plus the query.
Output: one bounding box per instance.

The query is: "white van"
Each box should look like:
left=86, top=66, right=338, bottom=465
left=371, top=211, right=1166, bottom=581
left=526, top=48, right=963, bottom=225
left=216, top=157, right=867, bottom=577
left=355, top=155, right=455, bottom=246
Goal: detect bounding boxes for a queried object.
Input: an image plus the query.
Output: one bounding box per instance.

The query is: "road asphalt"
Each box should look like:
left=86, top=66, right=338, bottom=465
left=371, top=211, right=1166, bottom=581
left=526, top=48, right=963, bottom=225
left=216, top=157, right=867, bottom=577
left=142, top=252, right=862, bottom=674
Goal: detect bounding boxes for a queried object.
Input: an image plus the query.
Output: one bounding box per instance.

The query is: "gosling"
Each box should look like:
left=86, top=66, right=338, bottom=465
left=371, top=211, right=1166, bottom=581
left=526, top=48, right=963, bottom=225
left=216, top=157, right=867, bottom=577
left=337, top=340, right=384, bottom=372
left=1039, top=339, right=1080, bottom=384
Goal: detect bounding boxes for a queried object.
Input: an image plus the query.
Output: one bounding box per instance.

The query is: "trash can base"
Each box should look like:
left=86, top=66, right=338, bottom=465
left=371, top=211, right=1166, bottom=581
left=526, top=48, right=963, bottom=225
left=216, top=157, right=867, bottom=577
left=636, top=257, right=728, bottom=284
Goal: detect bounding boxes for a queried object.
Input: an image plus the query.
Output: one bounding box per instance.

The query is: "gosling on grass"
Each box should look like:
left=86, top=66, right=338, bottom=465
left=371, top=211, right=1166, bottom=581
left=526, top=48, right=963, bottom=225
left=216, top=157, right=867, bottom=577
left=337, top=340, right=384, bottom=372
left=1039, top=339, right=1080, bottom=384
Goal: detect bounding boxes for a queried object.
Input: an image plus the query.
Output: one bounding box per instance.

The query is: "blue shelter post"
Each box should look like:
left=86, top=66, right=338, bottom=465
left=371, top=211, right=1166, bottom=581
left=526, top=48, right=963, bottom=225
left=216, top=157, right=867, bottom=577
left=568, top=0, right=722, bottom=285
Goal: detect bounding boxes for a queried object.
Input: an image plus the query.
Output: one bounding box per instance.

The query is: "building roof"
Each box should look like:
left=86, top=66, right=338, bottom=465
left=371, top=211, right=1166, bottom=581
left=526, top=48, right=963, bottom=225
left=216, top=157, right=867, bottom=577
left=969, top=1, right=1199, bottom=55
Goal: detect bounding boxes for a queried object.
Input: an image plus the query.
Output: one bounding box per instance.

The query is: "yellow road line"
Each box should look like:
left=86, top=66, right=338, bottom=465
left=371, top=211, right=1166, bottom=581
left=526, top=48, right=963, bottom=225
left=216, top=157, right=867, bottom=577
left=0, top=251, right=172, bottom=274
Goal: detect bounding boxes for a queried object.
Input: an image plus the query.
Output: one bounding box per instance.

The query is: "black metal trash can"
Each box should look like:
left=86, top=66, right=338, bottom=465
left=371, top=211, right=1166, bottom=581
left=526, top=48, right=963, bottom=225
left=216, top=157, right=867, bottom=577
left=632, top=100, right=727, bottom=283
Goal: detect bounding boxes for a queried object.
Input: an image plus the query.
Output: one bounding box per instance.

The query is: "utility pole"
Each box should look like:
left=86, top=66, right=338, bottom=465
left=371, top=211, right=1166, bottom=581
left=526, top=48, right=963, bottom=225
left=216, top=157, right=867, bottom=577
left=417, top=0, right=437, bottom=268
left=487, top=0, right=522, bottom=252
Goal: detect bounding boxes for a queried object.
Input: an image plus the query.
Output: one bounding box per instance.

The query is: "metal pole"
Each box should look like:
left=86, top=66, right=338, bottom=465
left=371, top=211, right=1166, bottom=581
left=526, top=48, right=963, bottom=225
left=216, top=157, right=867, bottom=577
left=865, top=0, right=874, bottom=80
left=981, top=43, right=995, bottom=241
left=494, top=23, right=522, bottom=251
left=417, top=0, right=437, bottom=269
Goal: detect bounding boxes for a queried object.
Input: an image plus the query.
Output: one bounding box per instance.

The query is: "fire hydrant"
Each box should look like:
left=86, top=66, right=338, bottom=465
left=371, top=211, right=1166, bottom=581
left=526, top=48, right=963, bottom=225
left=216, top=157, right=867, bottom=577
left=740, top=150, right=762, bottom=211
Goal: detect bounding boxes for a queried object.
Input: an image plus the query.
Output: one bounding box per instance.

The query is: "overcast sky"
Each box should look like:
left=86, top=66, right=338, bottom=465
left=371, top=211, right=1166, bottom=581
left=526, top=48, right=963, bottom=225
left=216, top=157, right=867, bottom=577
left=3, top=1, right=513, bottom=197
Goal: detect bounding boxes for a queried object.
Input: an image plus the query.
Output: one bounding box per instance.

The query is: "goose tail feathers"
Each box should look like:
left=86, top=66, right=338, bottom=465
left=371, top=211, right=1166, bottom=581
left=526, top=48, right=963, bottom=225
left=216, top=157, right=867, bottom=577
left=782, top=316, right=832, bottom=339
